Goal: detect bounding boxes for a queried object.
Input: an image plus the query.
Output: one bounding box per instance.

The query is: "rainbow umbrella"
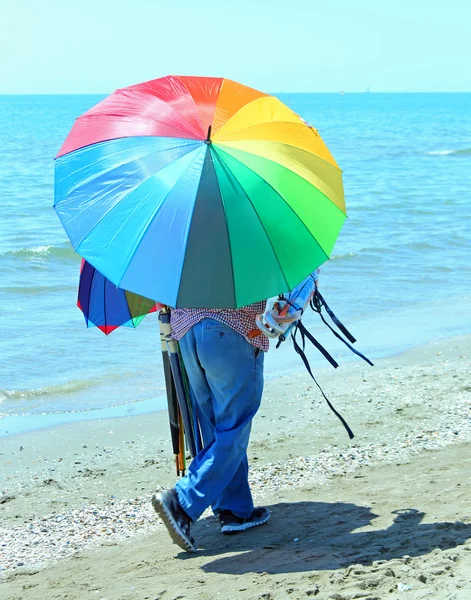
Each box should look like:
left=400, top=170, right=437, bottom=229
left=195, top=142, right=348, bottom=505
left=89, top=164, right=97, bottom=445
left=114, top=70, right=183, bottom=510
left=78, top=259, right=156, bottom=334
left=55, top=76, right=345, bottom=308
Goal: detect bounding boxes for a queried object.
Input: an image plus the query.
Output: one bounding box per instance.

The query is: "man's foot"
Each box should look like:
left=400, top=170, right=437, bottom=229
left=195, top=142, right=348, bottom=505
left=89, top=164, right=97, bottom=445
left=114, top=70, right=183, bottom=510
left=151, top=489, right=197, bottom=552
left=219, top=507, right=270, bottom=534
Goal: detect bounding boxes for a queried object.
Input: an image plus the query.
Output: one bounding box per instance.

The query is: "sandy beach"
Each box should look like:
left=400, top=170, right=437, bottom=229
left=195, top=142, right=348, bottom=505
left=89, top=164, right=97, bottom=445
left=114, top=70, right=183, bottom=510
left=1, top=334, right=470, bottom=599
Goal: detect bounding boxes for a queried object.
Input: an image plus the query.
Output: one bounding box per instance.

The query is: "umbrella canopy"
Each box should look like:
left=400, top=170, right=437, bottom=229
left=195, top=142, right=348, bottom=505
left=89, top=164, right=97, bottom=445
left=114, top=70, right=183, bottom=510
left=55, top=76, right=346, bottom=308
left=78, top=259, right=156, bottom=334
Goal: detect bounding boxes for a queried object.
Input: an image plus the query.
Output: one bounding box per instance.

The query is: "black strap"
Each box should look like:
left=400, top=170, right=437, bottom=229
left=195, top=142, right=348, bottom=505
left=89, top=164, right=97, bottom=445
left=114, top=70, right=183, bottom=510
left=310, top=291, right=374, bottom=367
left=314, top=304, right=374, bottom=366
left=291, top=328, right=354, bottom=440
left=297, top=321, right=339, bottom=368
left=313, top=290, right=356, bottom=344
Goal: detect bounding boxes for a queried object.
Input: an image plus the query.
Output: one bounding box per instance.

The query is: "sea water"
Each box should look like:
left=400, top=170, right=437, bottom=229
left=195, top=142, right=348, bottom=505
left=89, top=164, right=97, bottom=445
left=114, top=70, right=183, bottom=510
left=1, top=93, right=470, bottom=434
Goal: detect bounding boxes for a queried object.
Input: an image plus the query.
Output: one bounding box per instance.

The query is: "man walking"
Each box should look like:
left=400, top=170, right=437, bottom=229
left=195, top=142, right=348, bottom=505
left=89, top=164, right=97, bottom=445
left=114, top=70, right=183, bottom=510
left=152, top=302, right=270, bottom=552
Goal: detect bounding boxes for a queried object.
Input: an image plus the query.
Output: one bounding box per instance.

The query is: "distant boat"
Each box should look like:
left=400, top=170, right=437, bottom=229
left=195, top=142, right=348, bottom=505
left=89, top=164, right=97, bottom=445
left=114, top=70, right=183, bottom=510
left=366, top=85, right=371, bottom=93
left=340, top=90, right=345, bottom=96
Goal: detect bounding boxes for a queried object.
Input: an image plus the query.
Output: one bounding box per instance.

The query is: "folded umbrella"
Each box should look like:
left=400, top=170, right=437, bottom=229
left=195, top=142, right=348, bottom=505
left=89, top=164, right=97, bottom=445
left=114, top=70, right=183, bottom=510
left=159, top=325, right=186, bottom=474
left=55, top=75, right=346, bottom=309
left=78, top=259, right=157, bottom=334
left=158, top=307, right=202, bottom=459
left=77, top=260, right=192, bottom=473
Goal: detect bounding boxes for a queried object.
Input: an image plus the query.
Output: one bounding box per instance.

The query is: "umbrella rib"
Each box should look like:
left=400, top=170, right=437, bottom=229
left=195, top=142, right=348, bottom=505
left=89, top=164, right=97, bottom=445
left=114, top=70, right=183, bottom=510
left=215, top=146, right=331, bottom=270
left=57, top=120, right=199, bottom=160
left=169, top=152, right=211, bottom=308
left=211, top=149, right=290, bottom=295
left=116, top=146, right=206, bottom=291
left=78, top=113, right=197, bottom=137
left=78, top=87, right=205, bottom=139
left=123, top=287, right=132, bottom=326
left=213, top=96, right=275, bottom=138
left=55, top=138, right=200, bottom=200
left=215, top=123, right=342, bottom=172
left=87, top=263, right=96, bottom=329
left=216, top=143, right=346, bottom=234
left=210, top=149, right=237, bottom=306
left=123, top=84, right=206, bottom=138
left=73, top=143, right=202, bottom=256
left=217, top=141, right=345, bottom=217
left=123, top=291, right=131, bottom=326
left=214, top=96, right=302, bottom=139
left=171, top=77, right=210, bottom=137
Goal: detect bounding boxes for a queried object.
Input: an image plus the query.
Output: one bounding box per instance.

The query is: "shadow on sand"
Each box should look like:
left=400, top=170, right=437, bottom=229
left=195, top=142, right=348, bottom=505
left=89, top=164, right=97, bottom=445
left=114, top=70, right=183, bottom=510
left=180, top=501, right=471, bottom=575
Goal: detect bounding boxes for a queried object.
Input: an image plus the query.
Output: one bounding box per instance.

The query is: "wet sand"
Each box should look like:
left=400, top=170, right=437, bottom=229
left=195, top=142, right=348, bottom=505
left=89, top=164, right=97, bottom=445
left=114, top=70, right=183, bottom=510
left=1, top=335, right=470, bottom=599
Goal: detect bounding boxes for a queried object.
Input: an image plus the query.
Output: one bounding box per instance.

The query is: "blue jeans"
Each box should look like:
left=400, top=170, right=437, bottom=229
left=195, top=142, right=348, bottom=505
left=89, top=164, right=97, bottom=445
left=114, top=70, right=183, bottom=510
left=175, top=318, right=264, bottom=521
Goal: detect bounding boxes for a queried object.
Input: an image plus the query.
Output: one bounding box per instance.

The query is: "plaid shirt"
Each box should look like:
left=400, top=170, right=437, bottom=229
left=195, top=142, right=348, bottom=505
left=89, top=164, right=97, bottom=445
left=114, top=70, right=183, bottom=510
left=171, top=302, right=269, bottom=352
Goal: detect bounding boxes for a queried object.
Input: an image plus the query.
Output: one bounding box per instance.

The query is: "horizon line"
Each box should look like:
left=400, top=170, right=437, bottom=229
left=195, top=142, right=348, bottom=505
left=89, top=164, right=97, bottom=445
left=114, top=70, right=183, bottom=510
left=1, top=90, right=471, bottom=97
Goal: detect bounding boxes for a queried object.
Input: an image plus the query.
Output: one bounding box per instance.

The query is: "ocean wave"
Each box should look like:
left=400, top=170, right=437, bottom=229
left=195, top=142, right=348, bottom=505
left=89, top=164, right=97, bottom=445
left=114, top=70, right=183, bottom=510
left=331, top=247, right=398, bottom=263
left=330, top=241, right=444, bottom=263
left=0, top=284, right=77, bottom=295
left=0, top=379, right=98, bottom=402
left=426, top=148, right=471, bottom=156
left=0, top=370, right=140, bottom=404
left=1, top=244, right=78, bottom=261
left=330, top=251, right=358, bottom=261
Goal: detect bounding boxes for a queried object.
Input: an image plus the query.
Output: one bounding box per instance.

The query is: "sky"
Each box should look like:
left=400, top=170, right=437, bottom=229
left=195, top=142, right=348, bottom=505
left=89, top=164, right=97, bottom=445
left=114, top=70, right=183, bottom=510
left=0, top=0, right=469, bottom=94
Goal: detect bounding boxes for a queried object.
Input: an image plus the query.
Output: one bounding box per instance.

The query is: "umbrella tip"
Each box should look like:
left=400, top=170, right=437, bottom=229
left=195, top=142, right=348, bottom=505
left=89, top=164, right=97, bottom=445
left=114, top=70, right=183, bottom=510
left=205, top=125, right=212, bottom=145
